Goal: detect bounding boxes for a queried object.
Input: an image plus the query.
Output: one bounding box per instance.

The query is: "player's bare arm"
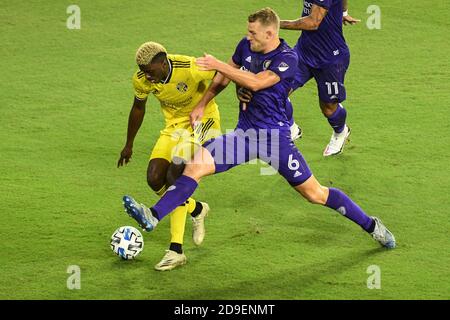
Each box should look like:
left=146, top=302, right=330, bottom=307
left=196, top=54, right=280, bottom=92
left=117, top=97, right=146, bottom=167
left=189, top=59, right=235, bottom=128
left=280, top=4, right=328, bottom=31
left=343, top=0, right=361, bottom=25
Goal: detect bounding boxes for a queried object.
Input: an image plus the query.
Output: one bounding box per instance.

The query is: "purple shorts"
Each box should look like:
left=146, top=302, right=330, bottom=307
left=291, top=51, right=350, bottom=103
left=203, top=128, right=312, bottom=186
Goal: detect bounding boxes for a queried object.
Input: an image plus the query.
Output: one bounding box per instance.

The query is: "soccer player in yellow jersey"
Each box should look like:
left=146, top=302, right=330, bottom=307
left=117, top=42, right=221, bottom=271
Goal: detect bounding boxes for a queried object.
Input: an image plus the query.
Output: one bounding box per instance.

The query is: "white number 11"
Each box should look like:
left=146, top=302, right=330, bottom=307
left=325, top=82, right=339, bottom=95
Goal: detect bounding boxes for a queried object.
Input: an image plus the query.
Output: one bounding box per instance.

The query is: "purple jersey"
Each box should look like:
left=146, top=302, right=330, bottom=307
left=232, top=38, right=298, bottom=131
left=296, top=0, right=349, bottom=68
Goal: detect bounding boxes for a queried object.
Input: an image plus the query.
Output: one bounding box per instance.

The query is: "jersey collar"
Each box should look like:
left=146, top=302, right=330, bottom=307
left=161, top=58, right=173, bottom=84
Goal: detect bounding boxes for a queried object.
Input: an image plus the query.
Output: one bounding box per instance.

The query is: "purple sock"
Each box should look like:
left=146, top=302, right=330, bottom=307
left=152, top=175, right=198, bottom=220
left=325, top=188, right=374, bottom=232
left=327, top=104, right=347, bottom=133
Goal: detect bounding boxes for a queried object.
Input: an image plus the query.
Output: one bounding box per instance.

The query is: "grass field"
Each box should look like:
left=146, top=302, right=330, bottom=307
left=1, top=0, right=449, bottom=300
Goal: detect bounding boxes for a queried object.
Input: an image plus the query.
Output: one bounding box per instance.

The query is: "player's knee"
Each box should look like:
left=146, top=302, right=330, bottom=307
left=320, top=101, right=338, bottom=117
left=303, top=187, right=328, bottom=205
left=166, top=159, right=186, bottom=186
left=183, top=162, right=211, bottom=181
left=147, top=169, right=166, bottom=192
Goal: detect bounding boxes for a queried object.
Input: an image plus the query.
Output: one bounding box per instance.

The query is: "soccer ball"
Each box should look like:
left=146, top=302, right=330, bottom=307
left=110, top=226, right=144, bottom=260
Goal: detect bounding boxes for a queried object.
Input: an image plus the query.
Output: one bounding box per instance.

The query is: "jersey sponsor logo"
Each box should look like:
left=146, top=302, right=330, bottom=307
left=176, top=82, right=188, bottom=93
left=263, top=60, right=272, bottom=70
left=294, top=171, right=302, bottom=178
left=333, top=49, right=340, bottom=56
left=278, top=62, right=290, bottom=72
left=245, top=56, right=252, bottom=63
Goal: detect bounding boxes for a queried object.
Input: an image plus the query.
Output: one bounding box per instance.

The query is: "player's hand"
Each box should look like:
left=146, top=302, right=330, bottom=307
left=117, top=146, right=133, bottom=168
left=343, top=14, right=361, bottom=25
left=196, top=53, right=219, bottom=71
left=237, top=87, right=253, bottom=111
left=190, top=105, right=205, bottom=129
left=237, top=87, right=253, bottom=103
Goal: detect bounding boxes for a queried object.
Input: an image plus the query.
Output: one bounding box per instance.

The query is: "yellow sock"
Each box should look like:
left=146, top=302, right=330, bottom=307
left=186, top=197, right=196, bottom=214
left=169, top=205, right=188, bottom=244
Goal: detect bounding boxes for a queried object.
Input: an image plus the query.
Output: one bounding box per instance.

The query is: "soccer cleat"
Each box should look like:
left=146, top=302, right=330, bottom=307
left=370, top=217, right=396, bottom=249
left=154, top=250, right=187, bottom=271
left=122, top=195, right=158, bottom=232
left=323, top=125, right=351, bottom=156
left=290, top=122, right=303, bottom=141
left=192, top=202, right=209, bottom=246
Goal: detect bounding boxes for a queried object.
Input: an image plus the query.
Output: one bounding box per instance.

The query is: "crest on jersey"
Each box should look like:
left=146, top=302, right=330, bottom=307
left=278, top=62, right=290, bottom=72
left=176, top=82, right=188, bottom=93
left=263, top=60, right=272, bottom=70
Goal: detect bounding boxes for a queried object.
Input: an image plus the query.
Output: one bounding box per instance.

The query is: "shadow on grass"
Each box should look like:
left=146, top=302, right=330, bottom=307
left=174, top=247, right=387, bottom=299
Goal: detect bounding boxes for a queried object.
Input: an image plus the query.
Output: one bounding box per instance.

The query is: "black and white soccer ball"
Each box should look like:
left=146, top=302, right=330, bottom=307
left=110, top=226, right=144, bottom=260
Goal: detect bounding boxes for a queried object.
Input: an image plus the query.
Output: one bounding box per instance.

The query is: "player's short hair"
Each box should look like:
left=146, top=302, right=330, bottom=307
left=248, top=7, right=280, bottom=33
left=135, top=42, right=167, bottom=66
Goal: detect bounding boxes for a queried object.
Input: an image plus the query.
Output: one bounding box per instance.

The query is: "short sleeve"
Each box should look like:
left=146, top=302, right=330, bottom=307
left=231, top=37, right=247, bottom=66
left=267, top=51, right=299, bottom=81
left=132, top=72, right=149, bottom=101
left=311, top=0, right=332, bottom=10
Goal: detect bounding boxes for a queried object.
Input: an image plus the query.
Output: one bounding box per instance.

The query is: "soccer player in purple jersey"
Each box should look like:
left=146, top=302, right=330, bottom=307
left=122, top=8, right=396, bottom=254
left=280, top=0, right=358, bottom=156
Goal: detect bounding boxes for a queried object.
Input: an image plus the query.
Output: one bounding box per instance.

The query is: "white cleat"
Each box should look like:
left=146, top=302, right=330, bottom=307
left=192, top=202, right=209, bottom=246
left=370, top=217, right=396, bottom=249
left=323, top=125, right=351, bottom=156
left=290, top=122, right=303, bottom=141
left=154, top=250, right=187, bottom=271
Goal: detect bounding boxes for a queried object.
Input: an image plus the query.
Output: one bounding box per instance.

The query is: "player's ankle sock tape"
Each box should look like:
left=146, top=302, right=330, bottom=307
left=169, top=243, right=183, bottom=254
left=367, top=218, right=376, bottom=233
left=190, top=202, right=203, bottom=218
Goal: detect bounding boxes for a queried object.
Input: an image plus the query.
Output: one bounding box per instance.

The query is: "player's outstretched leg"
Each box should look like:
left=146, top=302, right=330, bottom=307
left=295, top=177, right=396, bottom=249
left=123, top=195, right=159, bottom=232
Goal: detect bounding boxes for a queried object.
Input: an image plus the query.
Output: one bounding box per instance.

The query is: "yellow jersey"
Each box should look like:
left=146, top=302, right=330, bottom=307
left=133, top=54, right=219, bottom=126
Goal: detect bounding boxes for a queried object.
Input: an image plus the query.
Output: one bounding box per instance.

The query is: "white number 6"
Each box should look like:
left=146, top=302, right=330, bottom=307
left=288, top=154, right=300, bottom=171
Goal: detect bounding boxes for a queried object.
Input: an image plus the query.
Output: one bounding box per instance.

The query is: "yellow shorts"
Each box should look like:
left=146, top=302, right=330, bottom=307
left=150, top=116, right=221, bottom=162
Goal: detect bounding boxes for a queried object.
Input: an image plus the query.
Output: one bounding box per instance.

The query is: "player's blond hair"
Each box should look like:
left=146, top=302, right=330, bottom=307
left=135, top=42, right=167, bottom=66
left=248, top=7, right=280, bottom=33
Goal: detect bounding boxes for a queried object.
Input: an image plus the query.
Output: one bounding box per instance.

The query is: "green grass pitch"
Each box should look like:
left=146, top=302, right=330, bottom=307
left=0, top=0, right=449, bottom=300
